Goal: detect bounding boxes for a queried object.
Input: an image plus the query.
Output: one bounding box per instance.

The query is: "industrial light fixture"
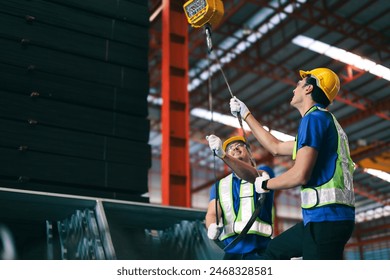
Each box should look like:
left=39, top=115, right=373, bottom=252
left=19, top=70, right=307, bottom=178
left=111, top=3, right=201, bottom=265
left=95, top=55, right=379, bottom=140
left=292, top=35, right=390, bottom=81
left=364, top=168, right=390, bottom=183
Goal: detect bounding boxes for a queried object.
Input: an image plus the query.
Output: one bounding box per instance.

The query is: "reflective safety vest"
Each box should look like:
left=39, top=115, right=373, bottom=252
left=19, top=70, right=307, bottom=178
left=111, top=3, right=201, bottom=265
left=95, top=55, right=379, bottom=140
left=292, top=106, right=355, bottom=209
left=218, top=174, right=272, bottom=240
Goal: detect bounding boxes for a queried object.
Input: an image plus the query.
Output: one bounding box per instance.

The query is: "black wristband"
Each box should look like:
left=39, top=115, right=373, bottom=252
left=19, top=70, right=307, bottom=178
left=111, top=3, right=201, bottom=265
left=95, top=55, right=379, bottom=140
left=261, top=179, right=269, bottom=191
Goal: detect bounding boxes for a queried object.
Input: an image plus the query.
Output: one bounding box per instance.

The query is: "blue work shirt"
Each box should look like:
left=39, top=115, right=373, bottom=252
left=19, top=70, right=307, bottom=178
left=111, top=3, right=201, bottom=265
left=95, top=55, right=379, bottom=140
left=296, top=104, right=355, bottom=225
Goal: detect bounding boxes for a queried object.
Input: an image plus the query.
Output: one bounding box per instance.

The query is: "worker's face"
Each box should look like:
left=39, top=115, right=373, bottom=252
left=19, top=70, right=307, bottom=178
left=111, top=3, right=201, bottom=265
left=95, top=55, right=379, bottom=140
left=291, top=77, right=310, bottom=107
left=226, top=141, right=249, bottom=162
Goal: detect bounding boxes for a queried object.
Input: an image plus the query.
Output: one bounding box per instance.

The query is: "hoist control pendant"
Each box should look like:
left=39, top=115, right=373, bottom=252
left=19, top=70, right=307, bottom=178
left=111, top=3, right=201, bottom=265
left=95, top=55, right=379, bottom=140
left=183, top=0, right=224, bottom=28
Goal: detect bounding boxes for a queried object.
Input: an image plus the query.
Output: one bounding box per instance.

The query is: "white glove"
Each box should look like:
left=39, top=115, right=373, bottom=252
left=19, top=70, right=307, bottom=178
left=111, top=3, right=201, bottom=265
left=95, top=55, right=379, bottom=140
left=206, top=135, right=225, bottom=158
left=230, top=97, right=251, bottom=120
left=207, top=223, right=223, bottom=240
left=254, top=172, right=271, bottom=194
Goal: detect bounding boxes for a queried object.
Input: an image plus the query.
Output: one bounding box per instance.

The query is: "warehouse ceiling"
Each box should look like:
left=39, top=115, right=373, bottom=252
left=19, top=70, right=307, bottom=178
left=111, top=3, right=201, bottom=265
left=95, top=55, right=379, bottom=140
left=147, top=0, right=390, bottom=214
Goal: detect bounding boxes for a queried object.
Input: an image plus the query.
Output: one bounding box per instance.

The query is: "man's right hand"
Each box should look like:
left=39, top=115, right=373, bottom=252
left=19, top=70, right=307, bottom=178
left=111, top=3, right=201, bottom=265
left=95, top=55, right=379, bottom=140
left=206, top=135, right=226, bottom=158
left=230, top=96, right=251, bottom=120
left=207, top=223, right=223, bottom=240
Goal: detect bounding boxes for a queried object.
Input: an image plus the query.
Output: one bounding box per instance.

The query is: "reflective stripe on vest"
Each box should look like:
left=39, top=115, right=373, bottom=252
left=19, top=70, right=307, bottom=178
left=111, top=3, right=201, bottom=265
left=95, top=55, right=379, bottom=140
left=292, top=106, right=355, bottom=209
left=218, top=174, right=272, bottom=240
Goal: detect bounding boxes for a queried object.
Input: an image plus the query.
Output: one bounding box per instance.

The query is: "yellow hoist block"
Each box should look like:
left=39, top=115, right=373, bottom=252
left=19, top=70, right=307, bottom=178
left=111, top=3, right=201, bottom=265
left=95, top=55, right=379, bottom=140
left=183, top=0, right=224, bottom=28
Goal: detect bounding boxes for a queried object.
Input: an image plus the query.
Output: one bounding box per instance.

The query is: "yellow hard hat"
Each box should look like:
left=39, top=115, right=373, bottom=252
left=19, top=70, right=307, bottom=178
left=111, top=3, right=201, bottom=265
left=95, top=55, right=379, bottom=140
left=299, top=68, right=340, bottom=103
left=222, top=136, right=246, bottom=151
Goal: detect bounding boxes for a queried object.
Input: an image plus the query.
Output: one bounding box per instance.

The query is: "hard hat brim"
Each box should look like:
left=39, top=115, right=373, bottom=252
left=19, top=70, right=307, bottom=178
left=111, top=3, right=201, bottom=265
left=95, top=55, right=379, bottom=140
left=222, top=136, right=246, bottom=151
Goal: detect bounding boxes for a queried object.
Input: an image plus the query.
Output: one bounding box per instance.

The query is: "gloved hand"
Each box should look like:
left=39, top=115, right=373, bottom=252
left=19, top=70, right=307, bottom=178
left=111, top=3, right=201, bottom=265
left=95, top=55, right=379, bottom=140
left=230, top=96, right=251, bottom=120
left=207, top=222, right=223, bottom=240
left=254, top=172, right=271, bottom=194
left=206, top=135, right=225, bottom=158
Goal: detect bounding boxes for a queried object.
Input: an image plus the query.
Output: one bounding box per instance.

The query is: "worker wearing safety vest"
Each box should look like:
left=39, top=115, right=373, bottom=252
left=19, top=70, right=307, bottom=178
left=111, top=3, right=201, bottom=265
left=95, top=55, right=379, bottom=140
left=229, top=68, right=355, bottom=260
left=205, top=135, right=275, bottom=259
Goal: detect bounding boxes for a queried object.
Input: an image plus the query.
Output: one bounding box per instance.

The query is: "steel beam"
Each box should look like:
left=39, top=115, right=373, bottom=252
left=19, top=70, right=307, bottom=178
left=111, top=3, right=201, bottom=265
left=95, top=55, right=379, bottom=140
left=161, top=0, right=191, bottom=207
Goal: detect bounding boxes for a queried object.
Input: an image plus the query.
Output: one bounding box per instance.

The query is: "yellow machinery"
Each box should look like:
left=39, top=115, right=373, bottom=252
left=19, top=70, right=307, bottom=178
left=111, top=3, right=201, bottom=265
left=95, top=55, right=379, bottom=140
left=183, top=0, right=224, bottom=28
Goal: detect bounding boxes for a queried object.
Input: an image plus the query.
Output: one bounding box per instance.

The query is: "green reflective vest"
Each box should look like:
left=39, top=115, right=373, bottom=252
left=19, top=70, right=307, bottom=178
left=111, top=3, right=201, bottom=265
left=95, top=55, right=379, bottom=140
left=292, top=106, right=355, bottom=209
left=218, top=174, right=272, bottom=240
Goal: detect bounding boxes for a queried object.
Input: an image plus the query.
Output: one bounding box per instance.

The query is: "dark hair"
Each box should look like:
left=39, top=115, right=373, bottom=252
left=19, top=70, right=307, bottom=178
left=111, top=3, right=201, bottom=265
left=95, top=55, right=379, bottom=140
left=306, top=75, right=330, bottom=107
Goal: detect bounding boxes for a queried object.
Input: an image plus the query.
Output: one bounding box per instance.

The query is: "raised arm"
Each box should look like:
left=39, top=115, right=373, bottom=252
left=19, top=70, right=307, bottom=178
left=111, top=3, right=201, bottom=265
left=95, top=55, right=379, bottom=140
left=230, top=97, right=295, bottom=156
left=222, top=154, right=259, bottom=183
left=245, top=113, right=295, bottom=156
left=206, top=134, right=269, bottom=184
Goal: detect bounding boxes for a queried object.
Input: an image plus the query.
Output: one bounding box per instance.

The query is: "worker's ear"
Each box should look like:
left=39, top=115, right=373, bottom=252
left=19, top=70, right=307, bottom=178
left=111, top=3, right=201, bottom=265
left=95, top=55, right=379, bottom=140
left=305, top=84, right=313, bottom=95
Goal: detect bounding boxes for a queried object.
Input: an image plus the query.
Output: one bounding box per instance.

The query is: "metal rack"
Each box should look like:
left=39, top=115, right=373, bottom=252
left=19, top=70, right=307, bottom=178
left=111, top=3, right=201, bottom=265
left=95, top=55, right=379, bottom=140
left=0, top=187, right=223, bottom=260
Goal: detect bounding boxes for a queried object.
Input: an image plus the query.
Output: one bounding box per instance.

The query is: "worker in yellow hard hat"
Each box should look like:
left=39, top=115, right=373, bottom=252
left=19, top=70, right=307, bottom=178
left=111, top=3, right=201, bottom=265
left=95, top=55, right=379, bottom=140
left=205, top=135, right=275, bottom=259
left=222, top=67, right=355, bottom=260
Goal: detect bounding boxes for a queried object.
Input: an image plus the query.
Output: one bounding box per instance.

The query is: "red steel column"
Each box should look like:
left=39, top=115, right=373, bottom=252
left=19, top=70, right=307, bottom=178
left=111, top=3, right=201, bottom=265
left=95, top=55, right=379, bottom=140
left=161, top=0, right=191, bottom=207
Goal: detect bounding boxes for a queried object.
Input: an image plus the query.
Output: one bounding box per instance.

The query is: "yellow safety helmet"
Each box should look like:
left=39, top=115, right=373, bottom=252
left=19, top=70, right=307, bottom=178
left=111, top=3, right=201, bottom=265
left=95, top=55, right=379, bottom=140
left=299, top=68, right=340, bottom=103
left=222, top=136, right=246, bottom=151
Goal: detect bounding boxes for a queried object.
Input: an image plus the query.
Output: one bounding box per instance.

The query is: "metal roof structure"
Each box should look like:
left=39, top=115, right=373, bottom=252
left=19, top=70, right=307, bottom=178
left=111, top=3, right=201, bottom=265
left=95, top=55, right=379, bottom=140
left=148, top=0, right=389, bottom=217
